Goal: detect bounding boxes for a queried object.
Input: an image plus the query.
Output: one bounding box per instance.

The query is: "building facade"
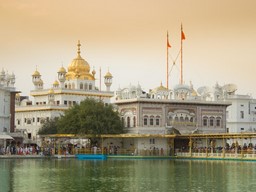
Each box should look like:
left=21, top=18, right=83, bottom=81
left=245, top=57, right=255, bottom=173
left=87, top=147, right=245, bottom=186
left=113, top=83, right=231, bottom=154
left=15, top=41, right=114, bottom=143
left=0, top=69, right=17, bottom=147
left=226, top=94, right=256, bottom=146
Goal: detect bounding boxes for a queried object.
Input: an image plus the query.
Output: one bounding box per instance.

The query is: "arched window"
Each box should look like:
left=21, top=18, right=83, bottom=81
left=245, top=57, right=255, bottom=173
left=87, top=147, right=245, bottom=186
left=121, top=117, right=125, bottom=127
left=210, top=116, right=215, bottom=127
left=216, top=117, right=221, bottom=127
left=144, top=115, right=148, bottom=126
left=174, top=116, right=179, bottom=121
left=150, top=116, right=154, bottom=126
left=180, top=116, right=184, bottom=122
left=156, top=116, right=160, bottom=126
left=127, top=117, right=130, bottom=128
left=27, top=119, right=32, bottom=125
left=84, top=83, right=88, bottom=90
left=133, top=116, right=136, bottom=127
left=190, top=117, right=194, bottom=122
left=185, top=116, right=189, bottom=122
left=80, top=83, right=83, bottom=89
left=68, top=83, right=71, bottom=89
left=203, top=116, right=208, bottom=126
left=89, top=83, right=92, bottom=90
left=65, top=83, right=68, bottom=88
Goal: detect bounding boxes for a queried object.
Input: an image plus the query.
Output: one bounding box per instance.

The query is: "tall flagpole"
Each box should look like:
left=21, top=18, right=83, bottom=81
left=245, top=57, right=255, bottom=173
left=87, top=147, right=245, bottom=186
left=167, top=31, right=169, bottom=89
left=166, top=31, right=171, bottom=89
left=180, top=24, right=186, bottom=85
left=180, top=24, right=183, bottom=85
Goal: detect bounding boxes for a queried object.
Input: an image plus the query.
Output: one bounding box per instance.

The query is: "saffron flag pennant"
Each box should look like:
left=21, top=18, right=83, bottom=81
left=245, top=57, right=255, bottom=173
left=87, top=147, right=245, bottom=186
left=181, top=30, right=186, bottom=40
left=167, top=32, right=171, bottom=48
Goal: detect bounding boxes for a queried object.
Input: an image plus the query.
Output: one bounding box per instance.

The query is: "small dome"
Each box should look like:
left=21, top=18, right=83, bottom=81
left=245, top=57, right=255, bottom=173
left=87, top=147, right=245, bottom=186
left=48, top=88, right=54, bottom=94
left=32, top=70, right=40, bottom=76
left=174, top=84, right=190, bottom=91
left=53, top=80, right=59, bottom=85
left=152, top=82, right=168, bottom=92
left=15, top=93, right=20, bottom=98
left=191, top=89, right=198, bottom=96
left=104, top=71, right=113, bottom=78
left=58, top=66, right=66, bottom=73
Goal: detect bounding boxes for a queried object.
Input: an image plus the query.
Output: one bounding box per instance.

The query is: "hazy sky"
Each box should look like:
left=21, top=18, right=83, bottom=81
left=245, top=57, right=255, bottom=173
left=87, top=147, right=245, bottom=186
left=1, top=0, right=256, bottom=97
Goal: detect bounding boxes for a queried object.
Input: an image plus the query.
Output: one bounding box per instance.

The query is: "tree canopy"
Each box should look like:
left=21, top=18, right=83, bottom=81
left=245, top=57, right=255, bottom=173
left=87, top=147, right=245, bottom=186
left=38, top=117, right=58, bottom=135
left=38, top=98, right=125, bottom=135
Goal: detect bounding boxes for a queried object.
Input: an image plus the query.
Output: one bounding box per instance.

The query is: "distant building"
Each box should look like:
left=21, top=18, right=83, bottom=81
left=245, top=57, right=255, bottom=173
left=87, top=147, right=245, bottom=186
left=113, top=82, right=231, bottom=153
left=15, top=41, right=114, bottom=143
left=226, top=94, right=256, bottom=146
left=0, top=69, right=17, bottom=147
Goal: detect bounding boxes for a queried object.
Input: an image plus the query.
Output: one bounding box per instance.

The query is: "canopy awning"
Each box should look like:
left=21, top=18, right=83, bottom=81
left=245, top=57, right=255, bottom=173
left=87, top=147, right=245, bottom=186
left=0, top=134, right=14, bottom=140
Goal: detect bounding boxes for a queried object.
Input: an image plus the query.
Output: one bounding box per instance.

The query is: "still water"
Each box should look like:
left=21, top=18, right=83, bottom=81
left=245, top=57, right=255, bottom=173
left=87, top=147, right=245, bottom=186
left=0, top=158, right=256, bottom=192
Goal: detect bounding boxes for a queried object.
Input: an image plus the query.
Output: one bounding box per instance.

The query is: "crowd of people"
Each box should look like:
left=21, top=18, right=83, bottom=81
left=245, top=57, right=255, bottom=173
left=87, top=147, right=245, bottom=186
left=0, top=144, right=40, bottom=155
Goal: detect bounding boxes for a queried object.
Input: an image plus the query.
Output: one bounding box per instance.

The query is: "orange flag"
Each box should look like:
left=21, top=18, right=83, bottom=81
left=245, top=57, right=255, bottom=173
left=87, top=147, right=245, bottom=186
left=167, top=32, right=171, bottom=48
left=181, top=30, right=186, bottom=40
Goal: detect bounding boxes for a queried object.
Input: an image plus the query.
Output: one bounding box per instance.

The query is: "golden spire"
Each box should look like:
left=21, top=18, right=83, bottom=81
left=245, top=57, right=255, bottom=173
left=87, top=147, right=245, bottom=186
left=77, top=40, right=81, bottom=55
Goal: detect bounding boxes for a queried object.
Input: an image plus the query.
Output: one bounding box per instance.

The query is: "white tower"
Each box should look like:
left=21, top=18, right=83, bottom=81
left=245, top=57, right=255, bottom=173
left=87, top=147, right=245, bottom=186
left=104, top=71, right=113, bottom=92
left=32, top=68, right=44, bottom=90
left=57, top=66, right=66, bottom=88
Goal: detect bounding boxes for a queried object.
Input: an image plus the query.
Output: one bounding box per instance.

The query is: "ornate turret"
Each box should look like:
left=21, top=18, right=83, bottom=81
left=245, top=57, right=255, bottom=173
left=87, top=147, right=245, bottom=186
left=104, top=70, right=113, bottom=91
left=32, top=67, right=43, bottom=90
left=53, top=80, right=59, bottom=89
left=0, top=68, right=5, bottom=84
left=10, top=72, right=15, bottom=86
left=58, top=66, right=66, bottom=86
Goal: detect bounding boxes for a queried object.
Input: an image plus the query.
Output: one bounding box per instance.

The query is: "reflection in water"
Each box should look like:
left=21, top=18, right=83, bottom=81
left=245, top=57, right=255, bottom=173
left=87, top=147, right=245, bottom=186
left=0, top=159, right=256, bottom=192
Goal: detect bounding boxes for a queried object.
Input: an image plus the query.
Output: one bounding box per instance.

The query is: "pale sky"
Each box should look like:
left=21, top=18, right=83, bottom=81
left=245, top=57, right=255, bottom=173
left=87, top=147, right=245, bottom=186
left=1, top=0, right=256, bottom=97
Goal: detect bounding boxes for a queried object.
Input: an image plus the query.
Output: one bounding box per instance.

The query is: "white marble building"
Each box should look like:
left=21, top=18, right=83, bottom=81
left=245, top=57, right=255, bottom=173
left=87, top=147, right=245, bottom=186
left=15, top=41, right=114, bottom=142
left=0, top=69, right=17, bottom=146
left=114, top=82, right=232, bottom=153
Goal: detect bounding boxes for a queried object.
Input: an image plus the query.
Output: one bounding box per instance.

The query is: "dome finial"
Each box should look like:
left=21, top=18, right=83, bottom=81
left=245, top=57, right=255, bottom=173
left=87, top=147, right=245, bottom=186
left=77, top=40, right=81, bottom=55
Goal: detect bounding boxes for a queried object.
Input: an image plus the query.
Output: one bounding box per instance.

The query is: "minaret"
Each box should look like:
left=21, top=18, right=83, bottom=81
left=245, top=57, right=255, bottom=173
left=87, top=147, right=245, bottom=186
left=0, top=69, right=5, bottom=85
left=53, top=80, right=59, bottom=89
left=10, top=72, right=15, bottom=87
left=32, top=67, right=43, bottom=90
left=58, top=66, right=66, bottom=88
left=104, top=70, right=113, bottom=92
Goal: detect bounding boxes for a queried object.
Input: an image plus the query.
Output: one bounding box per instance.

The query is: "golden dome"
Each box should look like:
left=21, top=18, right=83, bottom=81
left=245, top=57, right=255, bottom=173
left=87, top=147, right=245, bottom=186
left=104, top=71, right=113, bottom=78
left=15, top=93, right=20, bottom=98
left=155, top=82, right=168, bottom=91
left=191, top=89, right=198, bottom=96
left=32, top=69, right=40, bottom=76
left=65, top=41, right=95, bottom=80
left=48, top=88, right=54, bottom=94
left=53, top=80, right=59, bottom=85
left=58, top=66, right=66, bottom=73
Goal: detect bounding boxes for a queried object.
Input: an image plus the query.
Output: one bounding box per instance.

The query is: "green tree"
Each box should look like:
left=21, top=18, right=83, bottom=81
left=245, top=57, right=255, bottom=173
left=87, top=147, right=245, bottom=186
left=38, top=117, right=59, bottom=135
left=57, top=98, right=124, bottom=135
